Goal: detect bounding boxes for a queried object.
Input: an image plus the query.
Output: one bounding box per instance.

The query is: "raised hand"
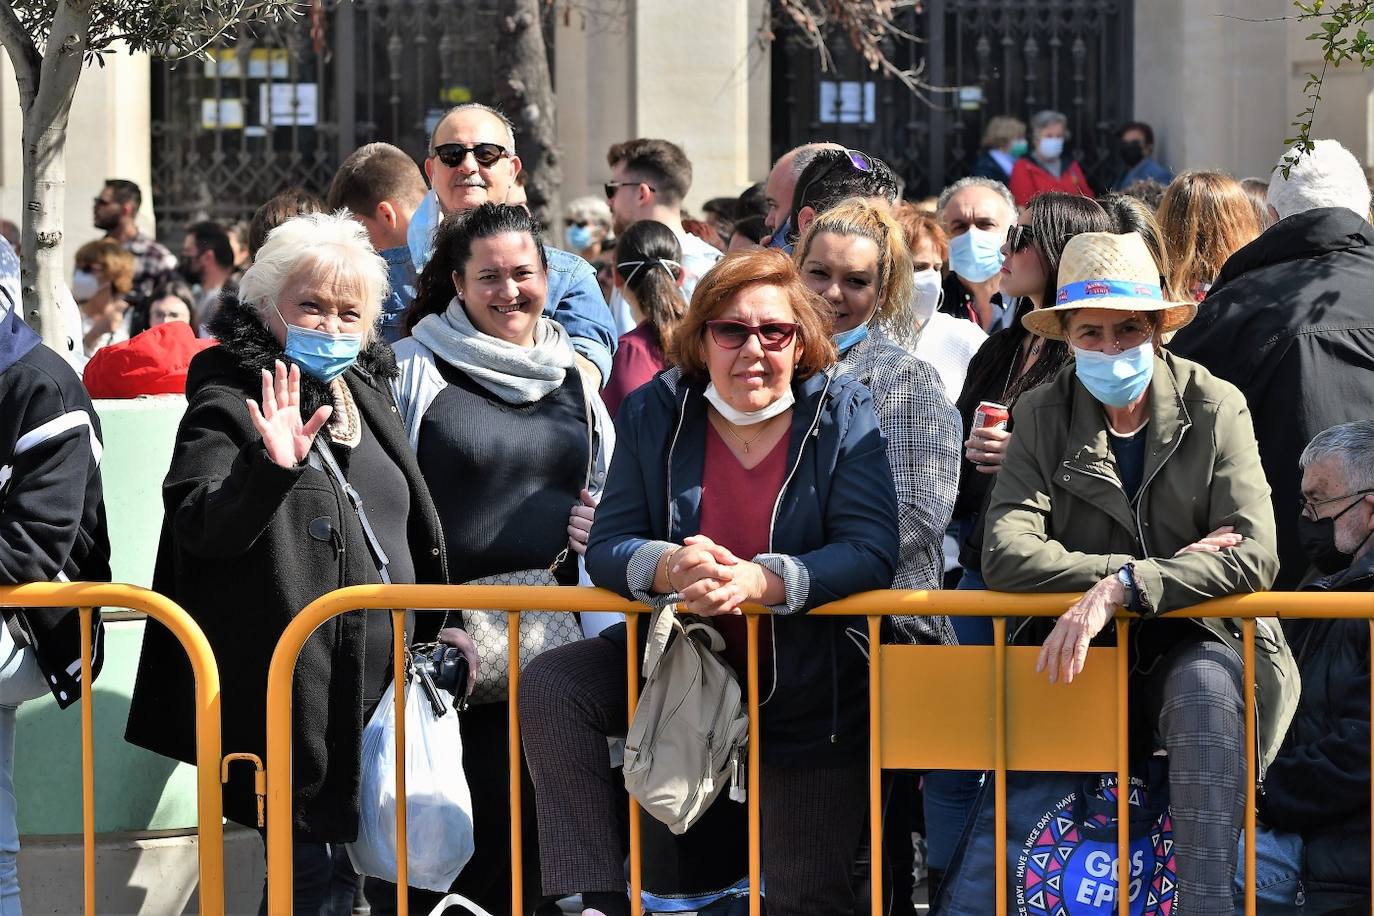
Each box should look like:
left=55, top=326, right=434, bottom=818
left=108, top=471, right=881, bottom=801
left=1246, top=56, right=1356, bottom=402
left=246, top=360, right=333, bottom=469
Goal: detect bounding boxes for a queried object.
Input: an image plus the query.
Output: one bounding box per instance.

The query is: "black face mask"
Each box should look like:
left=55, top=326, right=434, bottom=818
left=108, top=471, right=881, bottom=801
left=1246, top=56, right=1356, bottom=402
left=1118, top=140, right=1145, bottom=167
left=178, top=254, right=202, bottom=285
left=1297, top=495, right=1372, bottom=574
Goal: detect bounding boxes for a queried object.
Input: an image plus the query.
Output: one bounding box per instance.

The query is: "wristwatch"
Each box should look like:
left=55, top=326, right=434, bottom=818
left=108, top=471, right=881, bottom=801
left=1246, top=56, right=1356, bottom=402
left=1116, top=564, right=1137, bottom=605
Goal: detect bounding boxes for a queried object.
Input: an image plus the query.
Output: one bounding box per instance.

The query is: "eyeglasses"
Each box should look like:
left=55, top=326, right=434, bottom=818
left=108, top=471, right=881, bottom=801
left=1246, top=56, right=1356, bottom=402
left=1300, top=488, right=1374, bottom=521
left=1006, top=224, right=1036, bottom=253
left=705, top=319, right=799, bottom=352
left=793, top=148, right=874, bottom=213
left=431, top=142, right=510, bottom=168
left=604, top=180, right=655, bottom=200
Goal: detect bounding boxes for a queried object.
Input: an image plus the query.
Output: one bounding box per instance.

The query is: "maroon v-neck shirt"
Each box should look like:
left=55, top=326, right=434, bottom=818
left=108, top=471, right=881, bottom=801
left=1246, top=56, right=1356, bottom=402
left=697, top=422, right=788, bottom=675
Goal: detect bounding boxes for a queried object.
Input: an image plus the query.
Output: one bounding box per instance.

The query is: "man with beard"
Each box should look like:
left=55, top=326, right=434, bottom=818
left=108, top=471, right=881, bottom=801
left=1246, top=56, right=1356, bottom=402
left=179, top=221, right=236, bottom=336
left=93, top=179, right=177, bottom=331
left=415, top=103, right=617, bottom=386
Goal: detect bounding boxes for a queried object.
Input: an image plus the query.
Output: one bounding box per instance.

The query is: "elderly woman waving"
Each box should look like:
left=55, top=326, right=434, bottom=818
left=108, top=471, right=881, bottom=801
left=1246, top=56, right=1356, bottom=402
left=982, top=232, right=1297, bottom=915
left=126, top=212, right=473, bottom=914
left=519, top=249, right=898, bottom=916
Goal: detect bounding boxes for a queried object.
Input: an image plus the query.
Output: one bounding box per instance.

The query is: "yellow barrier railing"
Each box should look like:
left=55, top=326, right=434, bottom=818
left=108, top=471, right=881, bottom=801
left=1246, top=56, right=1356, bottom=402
left=261, top=586, right=1374, bottom=916
left=0, top=582, right=225, bottom=916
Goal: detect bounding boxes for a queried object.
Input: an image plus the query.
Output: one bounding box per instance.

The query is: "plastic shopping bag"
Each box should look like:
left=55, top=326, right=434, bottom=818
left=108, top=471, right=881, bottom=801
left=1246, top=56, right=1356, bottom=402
left=346, top=677, right=475, bottom=892
left=424, top=893, right=497, bottom=916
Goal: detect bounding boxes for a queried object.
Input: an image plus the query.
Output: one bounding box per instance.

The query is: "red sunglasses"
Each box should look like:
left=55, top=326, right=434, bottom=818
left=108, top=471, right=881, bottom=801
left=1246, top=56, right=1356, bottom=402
left=705, top=319, right=799, bottom=351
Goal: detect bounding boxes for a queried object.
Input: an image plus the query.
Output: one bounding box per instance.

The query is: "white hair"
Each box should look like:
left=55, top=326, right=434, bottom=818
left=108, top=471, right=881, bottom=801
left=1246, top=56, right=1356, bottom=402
left=565, top=195, right=612, bottom=228
left=936, top=176, right=1019, bottom=224
left=1268, top=138, right=1372, bottom=221
left=238, top=211, right=390, bottom=344
left=1301, top=420, right=1374, bottom=486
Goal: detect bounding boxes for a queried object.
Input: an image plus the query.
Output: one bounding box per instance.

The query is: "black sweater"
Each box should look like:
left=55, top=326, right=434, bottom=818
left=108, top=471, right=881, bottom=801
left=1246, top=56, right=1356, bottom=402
left=416, top=360, right=589, bottom=585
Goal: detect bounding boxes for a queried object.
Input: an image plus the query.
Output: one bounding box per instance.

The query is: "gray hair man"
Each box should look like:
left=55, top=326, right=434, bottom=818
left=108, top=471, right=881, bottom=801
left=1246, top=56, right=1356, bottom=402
left=761, top=141, right=844, bottom=242
left=1244, top=420, right=1374, bottom=910
left=1171, top=140, right=1374, bottom=588
left=936, top=176, right=1018, bottom=332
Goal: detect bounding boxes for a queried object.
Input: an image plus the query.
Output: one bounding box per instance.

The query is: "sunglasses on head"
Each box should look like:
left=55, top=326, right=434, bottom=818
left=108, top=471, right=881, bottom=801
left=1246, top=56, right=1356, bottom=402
left=705, top=319, right=799, bottom=352
left=431, top=142, right=510, bottom=168
left=794, top=148, right=875, bottom=213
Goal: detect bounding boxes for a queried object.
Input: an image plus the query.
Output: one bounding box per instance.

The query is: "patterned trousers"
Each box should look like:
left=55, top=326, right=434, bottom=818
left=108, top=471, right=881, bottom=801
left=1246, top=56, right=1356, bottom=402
left=1141, top=636, right=1248, bottom=916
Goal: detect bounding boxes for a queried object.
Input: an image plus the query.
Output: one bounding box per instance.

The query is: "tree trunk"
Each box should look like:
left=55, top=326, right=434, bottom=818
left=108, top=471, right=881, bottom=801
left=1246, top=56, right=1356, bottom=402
left=20, top=102, right=74, bottom=351
left=493, top=0, right=562, bottom=230
left=14, top=0, right=92, bottom=353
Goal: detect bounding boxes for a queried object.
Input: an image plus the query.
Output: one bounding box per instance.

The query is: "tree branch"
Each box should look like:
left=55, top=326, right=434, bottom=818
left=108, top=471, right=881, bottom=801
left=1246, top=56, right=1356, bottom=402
left=0, top=1, right=42, bottom=110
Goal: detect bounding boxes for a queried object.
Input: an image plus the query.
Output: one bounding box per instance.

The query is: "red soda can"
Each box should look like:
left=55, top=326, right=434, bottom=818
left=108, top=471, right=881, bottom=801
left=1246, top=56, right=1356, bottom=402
left=973, top=400, right=1009, bottom=431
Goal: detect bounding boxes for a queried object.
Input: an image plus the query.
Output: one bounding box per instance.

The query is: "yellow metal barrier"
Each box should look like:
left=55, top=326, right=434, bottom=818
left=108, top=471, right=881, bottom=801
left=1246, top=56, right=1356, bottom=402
left=261, top=586, right=1374, bottom=916
left=0, top=582, right=225, bottom=916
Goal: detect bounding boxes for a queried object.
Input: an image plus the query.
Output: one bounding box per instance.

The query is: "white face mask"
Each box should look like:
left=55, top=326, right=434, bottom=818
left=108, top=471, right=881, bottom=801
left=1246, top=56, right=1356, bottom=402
left=911, top=268, right=943, bottom=334
left=1037, top=136, right=1065, bottom=160
left=704, top=382, right=796, bottom=427
left=71, top=269, right=102, bottom=303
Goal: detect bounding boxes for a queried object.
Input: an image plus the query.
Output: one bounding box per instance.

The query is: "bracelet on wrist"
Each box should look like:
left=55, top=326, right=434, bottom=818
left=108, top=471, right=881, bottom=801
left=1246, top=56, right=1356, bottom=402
left=663, top=546, right=683, bottom=594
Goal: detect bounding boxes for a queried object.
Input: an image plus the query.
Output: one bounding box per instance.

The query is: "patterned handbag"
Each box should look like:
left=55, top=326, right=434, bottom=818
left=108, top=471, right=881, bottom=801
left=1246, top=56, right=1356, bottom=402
left=455, top=370, right=600, bottom=705
left=459, top=568, right=586, bottom=705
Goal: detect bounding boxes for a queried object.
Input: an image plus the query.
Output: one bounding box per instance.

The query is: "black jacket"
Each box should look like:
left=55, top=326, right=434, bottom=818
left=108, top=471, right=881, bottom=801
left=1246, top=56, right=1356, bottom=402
left=586, top=367, right=898, bottom=766
left=1170, top=208, right=1374, bottom=588
left=1258, top=553, right=1372, bottom=897
left=124, top=297, right=447, bottom=841
left=0, top=302, right=109, bottom=707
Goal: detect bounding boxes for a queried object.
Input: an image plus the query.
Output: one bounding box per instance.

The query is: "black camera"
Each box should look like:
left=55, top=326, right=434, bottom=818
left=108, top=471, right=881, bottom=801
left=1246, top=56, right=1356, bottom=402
left=413, top=643, right=470, bottom=716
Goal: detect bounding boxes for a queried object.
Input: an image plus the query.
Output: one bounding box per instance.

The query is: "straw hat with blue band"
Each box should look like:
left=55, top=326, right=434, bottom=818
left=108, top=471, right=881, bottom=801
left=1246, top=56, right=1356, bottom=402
left=1021, top=231, right=1198, bottom=342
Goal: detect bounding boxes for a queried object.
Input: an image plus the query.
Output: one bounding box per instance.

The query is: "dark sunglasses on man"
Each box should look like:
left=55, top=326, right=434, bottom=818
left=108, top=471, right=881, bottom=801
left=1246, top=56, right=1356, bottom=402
left=604, top=180, right=656, bottom=201
left=705, top=319, right=799, bottom=352
left=431, top=142, right=510, bottom=168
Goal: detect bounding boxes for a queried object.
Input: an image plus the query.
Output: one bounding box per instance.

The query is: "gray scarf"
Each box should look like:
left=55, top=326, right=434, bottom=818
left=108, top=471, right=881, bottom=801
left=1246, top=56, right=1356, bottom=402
left=411, top=297, right=575, bottom=404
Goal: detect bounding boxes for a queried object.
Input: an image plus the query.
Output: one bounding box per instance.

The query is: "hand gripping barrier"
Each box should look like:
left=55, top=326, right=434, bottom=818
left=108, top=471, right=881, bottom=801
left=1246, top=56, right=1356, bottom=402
left=0, top=582, right=224, bottom=916
left=262, top=585, right=1374, bottom=916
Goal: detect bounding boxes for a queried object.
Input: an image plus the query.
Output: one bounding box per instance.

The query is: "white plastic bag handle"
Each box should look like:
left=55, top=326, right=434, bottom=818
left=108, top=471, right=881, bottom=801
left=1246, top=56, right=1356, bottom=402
left=424, top=892, right=497, bottom=916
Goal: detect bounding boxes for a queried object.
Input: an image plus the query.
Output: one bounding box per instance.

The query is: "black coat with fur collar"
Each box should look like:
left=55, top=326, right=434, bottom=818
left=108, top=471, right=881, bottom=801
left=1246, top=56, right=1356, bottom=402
left=125, top=296, right=448, bottom=840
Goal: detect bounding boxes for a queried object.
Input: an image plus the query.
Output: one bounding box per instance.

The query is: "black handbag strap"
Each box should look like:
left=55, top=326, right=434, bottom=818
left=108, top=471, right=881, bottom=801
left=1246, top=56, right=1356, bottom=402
left=312, top=436, right=391, bottom=585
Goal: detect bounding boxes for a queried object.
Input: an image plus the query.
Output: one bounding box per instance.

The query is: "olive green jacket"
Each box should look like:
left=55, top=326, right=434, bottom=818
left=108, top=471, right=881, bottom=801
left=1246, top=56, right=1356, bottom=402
left=983, top=350, right=1298, bottom=772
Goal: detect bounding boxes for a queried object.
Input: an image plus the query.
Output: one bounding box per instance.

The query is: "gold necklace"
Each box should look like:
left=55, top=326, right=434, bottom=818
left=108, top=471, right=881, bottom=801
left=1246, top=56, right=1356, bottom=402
left=720, top=414, right=777, bottom=454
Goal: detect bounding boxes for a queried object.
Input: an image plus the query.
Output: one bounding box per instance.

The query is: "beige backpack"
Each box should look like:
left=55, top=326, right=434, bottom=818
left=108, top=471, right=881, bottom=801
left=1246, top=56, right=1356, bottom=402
left=623, top=604, right=749, bottom=835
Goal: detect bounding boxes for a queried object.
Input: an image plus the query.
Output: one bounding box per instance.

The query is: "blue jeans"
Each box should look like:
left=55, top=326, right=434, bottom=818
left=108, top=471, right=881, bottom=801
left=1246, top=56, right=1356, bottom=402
left=0, top=620, right=51, bottom=916
left=1233, top=826, right=1303, bottom=913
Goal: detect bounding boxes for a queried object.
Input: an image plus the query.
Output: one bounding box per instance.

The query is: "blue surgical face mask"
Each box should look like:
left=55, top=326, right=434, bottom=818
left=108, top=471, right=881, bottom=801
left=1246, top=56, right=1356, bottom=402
left=1037, top=136, right=1065, bottom=160
left=948, top=226, right=1006, bottom=284
left=767, top=217, right=794, bottom=256
left=832, top=322, right=870, bottom=355
left=275, top=306, right=363, bottom=382
left=407, top=189, right=442, bottom=272
left=565, top=223, right=595, bottom=251
left=1072, top=340, right=1154, bottom=408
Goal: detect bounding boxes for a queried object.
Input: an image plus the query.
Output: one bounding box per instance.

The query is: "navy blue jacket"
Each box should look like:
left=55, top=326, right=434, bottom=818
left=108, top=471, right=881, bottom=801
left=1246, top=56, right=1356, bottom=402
left=586, top=367, right=898, bottom=765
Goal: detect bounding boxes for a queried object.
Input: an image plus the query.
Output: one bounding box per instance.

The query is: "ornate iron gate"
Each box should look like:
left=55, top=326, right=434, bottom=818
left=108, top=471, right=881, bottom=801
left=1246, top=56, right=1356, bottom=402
left=149, top=0, right=543, bottom=243
left=771, top=0, right=1133, bottom=198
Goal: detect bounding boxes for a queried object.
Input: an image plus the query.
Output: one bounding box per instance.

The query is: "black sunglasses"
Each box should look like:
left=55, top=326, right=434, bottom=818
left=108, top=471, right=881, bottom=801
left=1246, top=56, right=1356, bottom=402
left=604, top=180, right=655, bottom=201
left=431, top=142, right=510, bottom=168
left=1006, top=224, right=1036, bottom=253
left=705, top=319, right=799, bottom=352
